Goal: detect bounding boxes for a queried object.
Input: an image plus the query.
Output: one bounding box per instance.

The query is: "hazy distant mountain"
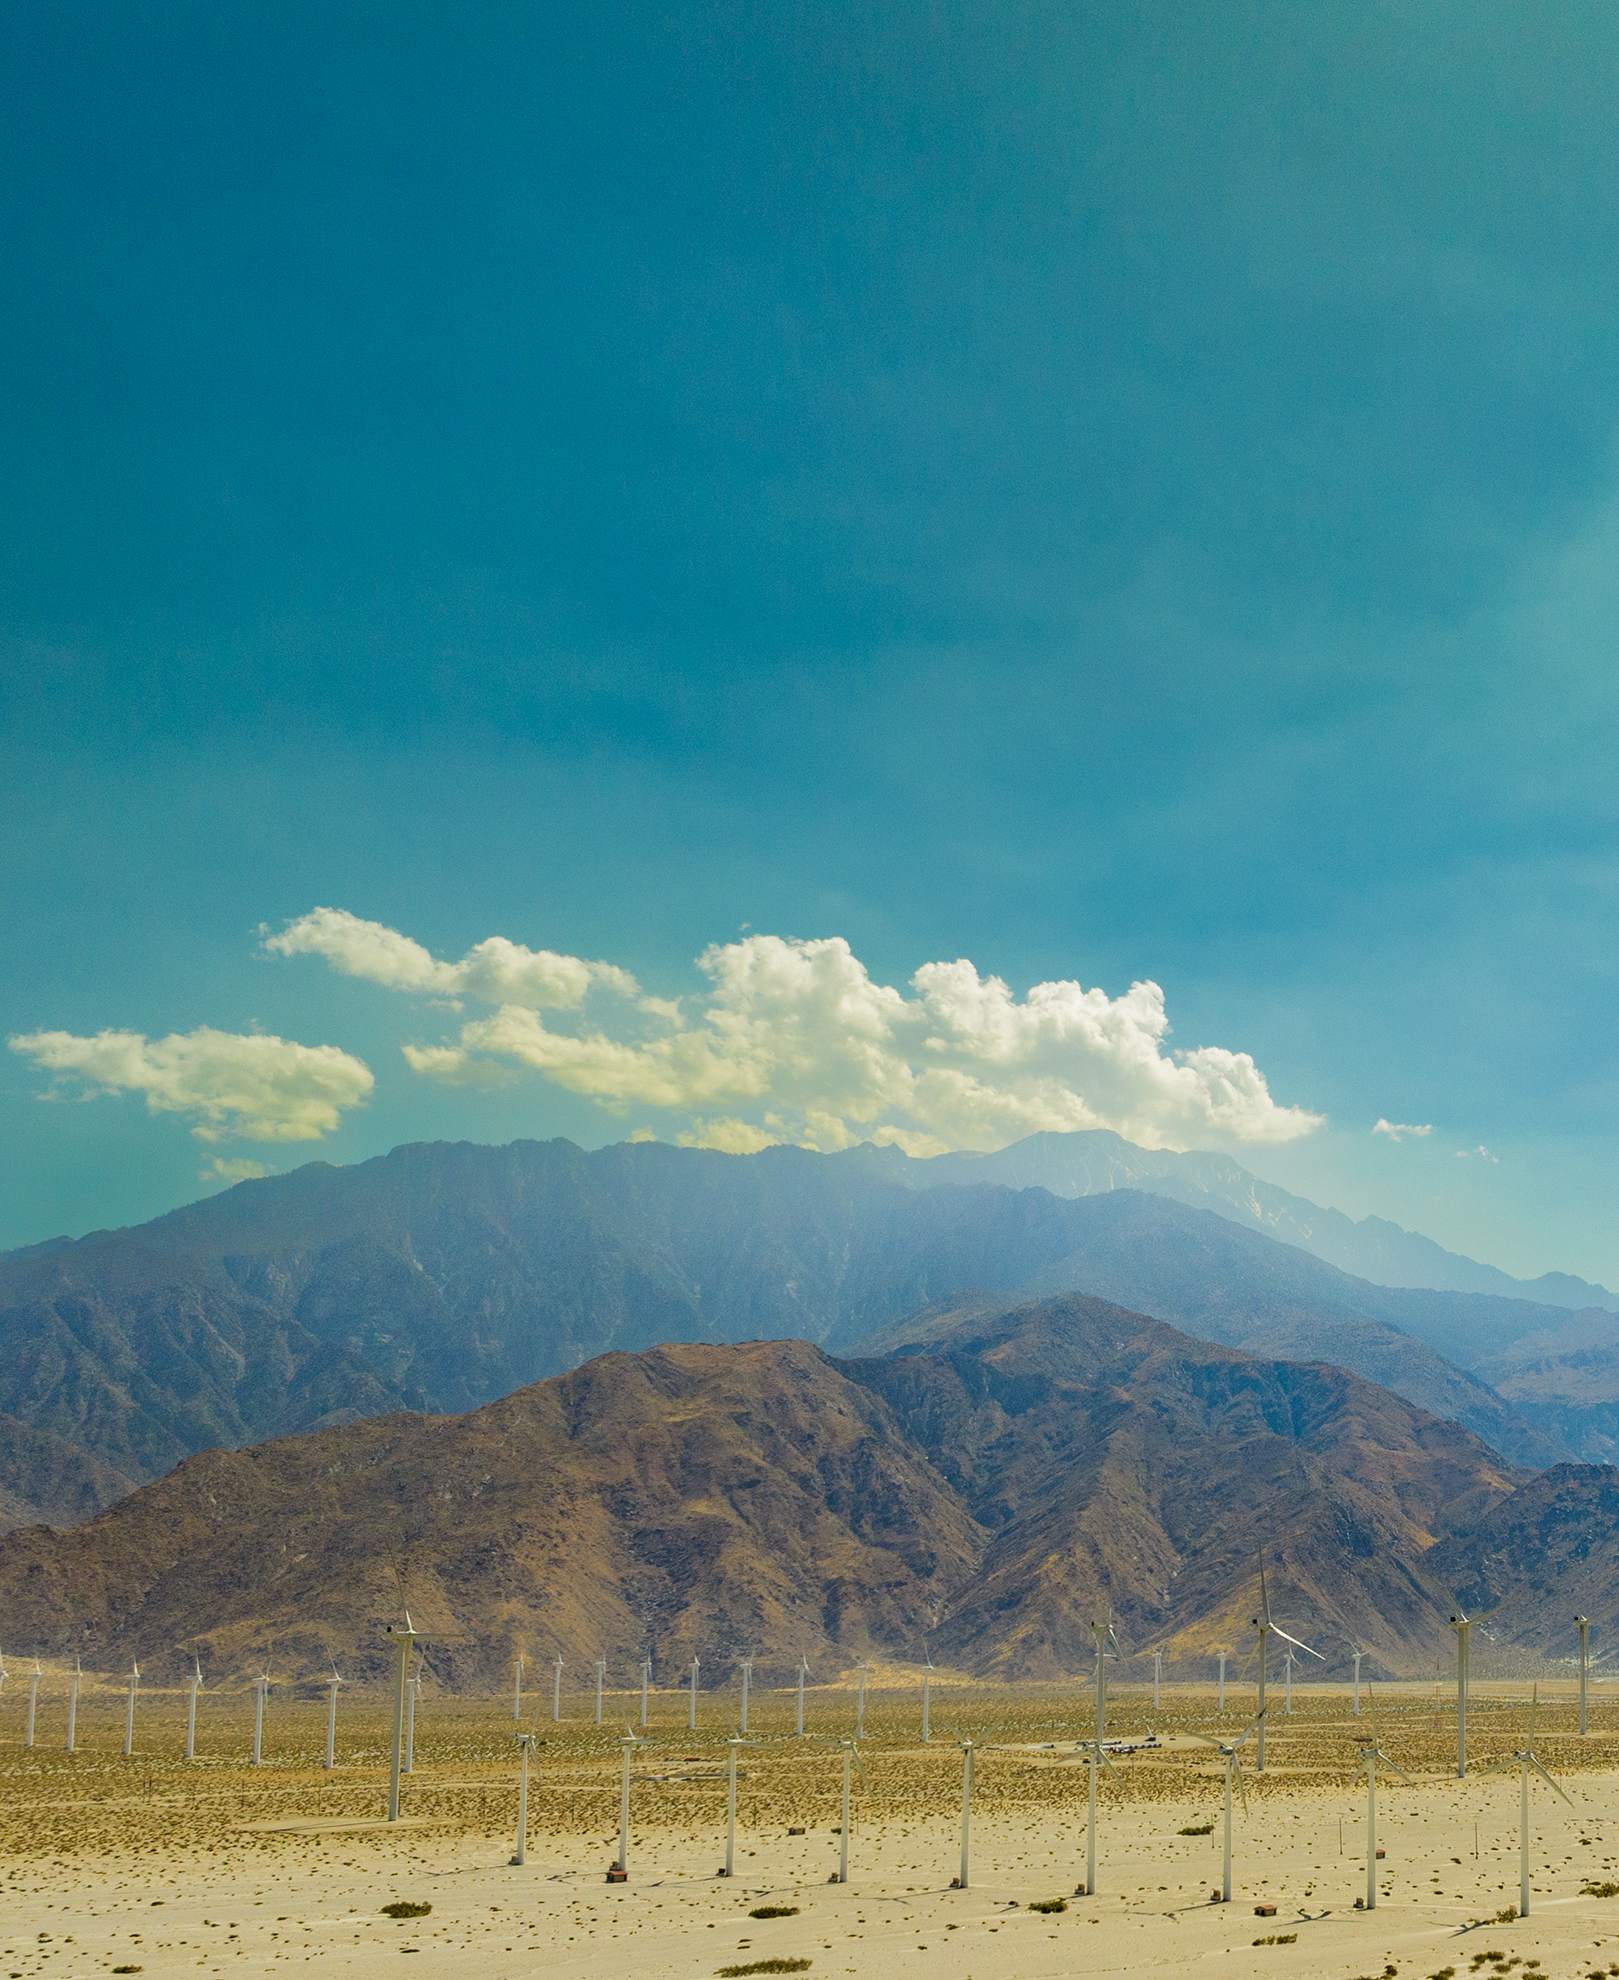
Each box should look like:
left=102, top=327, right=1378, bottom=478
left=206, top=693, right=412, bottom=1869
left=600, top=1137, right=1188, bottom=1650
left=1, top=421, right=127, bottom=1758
left=0, top=1137, right=1573, bottom=1518
left=0, top=1294, right=1531, bottom=1684
left=846, top=1129, right=1619, bottom=1311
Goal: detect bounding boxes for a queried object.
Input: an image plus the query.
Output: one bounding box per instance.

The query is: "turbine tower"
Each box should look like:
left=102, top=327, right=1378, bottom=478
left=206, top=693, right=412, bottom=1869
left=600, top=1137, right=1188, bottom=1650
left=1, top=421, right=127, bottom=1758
left=1481, top=1687, right=1573, bottom=1917
left=795, top=1653, right=810, bottom=1737
left=65, top=1654, right=81, bottom=1752
left=1356, top=1689, right=1411, bottom=1911
left=1249, top=1555, right=1321, bottom=1771
left=739, top=1654, right=753, bottom=1734
left=324, top=1665, right=345, bottom=1769
left=122, top=1660, right=139, bottom=1756
left=552, top=1654, right=564, bottom=1723
left=512, top=1654, right=525, bottom=1722
left=185, top=1657, right=203, bottom=1762
left=688, top=1656, right=699, bottom=1731
left=25, top=1659, right=41, bottom=1750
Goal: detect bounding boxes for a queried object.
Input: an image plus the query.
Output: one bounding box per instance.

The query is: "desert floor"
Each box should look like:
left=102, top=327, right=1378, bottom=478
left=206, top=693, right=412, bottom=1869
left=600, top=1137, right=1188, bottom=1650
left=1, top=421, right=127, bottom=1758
left=7, top=1672, right=1619, bottom=1980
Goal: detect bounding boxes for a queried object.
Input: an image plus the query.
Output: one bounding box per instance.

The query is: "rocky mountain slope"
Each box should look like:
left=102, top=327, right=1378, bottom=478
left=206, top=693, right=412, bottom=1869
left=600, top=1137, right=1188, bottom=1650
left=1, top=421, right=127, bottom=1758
left=0, top=1136, right=1585, bottom=1526
left=0, top=1293, right=1546, bottom=1688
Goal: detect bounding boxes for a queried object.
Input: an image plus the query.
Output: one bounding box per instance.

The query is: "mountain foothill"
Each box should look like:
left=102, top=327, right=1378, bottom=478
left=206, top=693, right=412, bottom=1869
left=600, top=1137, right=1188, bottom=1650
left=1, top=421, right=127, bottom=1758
left=2, top=1132, right=1618, bottom=1687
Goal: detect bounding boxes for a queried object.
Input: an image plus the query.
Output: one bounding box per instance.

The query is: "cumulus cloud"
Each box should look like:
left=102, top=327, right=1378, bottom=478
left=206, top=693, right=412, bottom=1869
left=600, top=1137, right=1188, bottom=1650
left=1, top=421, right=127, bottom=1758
left=264, top=907, right=640, bottom=1008
left=8, top=1026, right=373, bottom=1142
left=1455, top=1144, right=1499, bottom=1163
left=202, top=1156, right=275, bottom=1185
left=1372, top=1118, right=1433, bottom=1142
left=267, top=911, right=1323, bottom=1154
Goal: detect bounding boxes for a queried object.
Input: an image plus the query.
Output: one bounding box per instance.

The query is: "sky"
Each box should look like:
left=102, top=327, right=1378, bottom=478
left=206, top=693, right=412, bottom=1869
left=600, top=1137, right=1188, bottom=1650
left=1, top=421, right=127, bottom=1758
left=4, top=2, right=1618, bottom=1286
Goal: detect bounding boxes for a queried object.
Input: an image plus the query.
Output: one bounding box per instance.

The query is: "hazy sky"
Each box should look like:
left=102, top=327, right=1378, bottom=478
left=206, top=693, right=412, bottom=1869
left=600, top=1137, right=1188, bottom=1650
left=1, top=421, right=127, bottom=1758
left=5, top=3, right=1618, bottom=1285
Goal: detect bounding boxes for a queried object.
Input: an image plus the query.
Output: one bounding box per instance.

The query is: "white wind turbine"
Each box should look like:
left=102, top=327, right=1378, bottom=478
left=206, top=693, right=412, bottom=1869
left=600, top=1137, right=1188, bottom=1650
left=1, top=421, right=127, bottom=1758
left=121, top=1659, right=140, bottom=1756
left=1568, top=1613, right=1618, bottom=1736
left=323, top=1664, right=345, bottom=1769
left=1070, top=1615, right=1124, bottom=1896
left=1356, top=1686, right=1411, bottom=1912
left=1215, top=1648, right=1228, bottom=1713
left=795, top=1652, right=810, bottom=1737
left=1209, top=1707, right=1264, bottom=1903
left=512, top=1654, right=525, bottom=1721
left=722, top=1731, right=755, bottom=1878
left=1249, top=1555, right=1321, bottom=1771
left=1481, top=1686, right=1573, bottom=1918
left=640, top=1656, right=651, bottom=1729
left=26, top=1658, right=41, bottom=1749
left=552, top=1654, right=565, bottom=1722
left=1283, top=1646, right=1295, bottom=1715
left=1446, top=1590, right=1515, bottom=1777
left=856, top=1661, right=873, bottom=1738
left=921, top=1641, right=934, bottom=1743
left=65, top=1653, right=81, bottom=1752
left=687, top=1655, right=699, bottom=1731
left=1346, top=1641, right=1365, bottom=1716
left=185, top=1657, right=203, bottom=1761
left=614, top=1723, right=641, bottom=1876
left=251, top=1668, right=271, bottom=1766
left=831, top=1737, right=868, bottom=1884
left=383, top=1611, right=446, bottom=1822
left=511, top=1729, right=535, bottom=1866
left=593, top=1657, right=607, bottom=1726
left=739, top=1654, right=753, bottom=1734
left=1151, top=1647, right=1163, bottom=1710
left=951, top=1736, right=976, bottom=1889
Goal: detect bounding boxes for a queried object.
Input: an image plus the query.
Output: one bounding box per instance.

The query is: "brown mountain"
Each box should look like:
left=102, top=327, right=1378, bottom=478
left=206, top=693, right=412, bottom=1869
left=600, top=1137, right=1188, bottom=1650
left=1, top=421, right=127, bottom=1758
left=0, top=1291, right=1551, bottom=1689
left=0, top=1138, right=1565, bottom=1535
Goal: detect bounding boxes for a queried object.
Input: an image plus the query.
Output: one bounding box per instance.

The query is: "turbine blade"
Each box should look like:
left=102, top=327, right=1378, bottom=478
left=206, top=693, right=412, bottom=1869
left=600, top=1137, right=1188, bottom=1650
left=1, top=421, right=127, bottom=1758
left=1268, top=1625, right=1324, bottom=1660
left=1529, top=1755, right=1573, bottom=1807
left=1234, top=1760, right=1249, bottom=1818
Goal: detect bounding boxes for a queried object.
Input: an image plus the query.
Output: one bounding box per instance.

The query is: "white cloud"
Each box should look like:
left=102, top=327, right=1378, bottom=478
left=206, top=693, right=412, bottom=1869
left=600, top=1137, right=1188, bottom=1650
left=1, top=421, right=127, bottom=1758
left=269, top=911, right=1323, bottom=1155
left=1372, top=1118, right=1433, bottom=1142
left=202, top=1156, right=274, bottom=1185
left=1455, top=1144, right=1500, bottom=1163
left=8, top=1026, right=373, bottom=1142
left=264, top=907, right=640, bottom=1008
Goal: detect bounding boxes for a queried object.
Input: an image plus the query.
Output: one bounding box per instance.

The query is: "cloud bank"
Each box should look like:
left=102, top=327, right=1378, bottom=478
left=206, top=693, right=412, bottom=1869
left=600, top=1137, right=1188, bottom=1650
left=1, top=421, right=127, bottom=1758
left=268, top=909, right=1322, bottom=1155
left=8, top=1026, right=374, bottom=1142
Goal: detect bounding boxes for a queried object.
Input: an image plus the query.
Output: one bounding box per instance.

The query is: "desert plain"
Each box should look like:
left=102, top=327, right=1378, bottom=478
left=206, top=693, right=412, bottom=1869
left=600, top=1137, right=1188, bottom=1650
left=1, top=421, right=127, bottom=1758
left=8, top=1667, right=1619, bottom=1980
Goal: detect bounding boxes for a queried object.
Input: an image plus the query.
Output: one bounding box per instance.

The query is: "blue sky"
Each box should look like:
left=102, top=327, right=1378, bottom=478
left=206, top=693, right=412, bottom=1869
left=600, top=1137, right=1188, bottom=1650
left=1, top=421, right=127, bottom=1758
left=4, top=2, right=1618, bottom=1284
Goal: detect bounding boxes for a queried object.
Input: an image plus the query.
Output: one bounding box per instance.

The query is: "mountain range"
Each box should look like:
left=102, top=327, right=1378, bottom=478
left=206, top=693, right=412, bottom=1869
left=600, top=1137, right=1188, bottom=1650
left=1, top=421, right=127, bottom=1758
left=4, top=1290, right=1615, bottom=1689
left=4, top=1132, right=1619, bottom=1532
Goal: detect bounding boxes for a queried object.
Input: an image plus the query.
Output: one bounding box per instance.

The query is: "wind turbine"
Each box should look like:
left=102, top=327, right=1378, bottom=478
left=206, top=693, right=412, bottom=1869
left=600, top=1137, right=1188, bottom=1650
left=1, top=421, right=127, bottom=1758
left=593, top=1657, right=607, bottom=1726
left=553, top=1654, right=564, bottom=1722
left=1216, top=1648, right=1228, bottom=1713
left=1089, top=1615, right=1121, bottom=1753
left=614, top=1723, right=641, bottom=1876
left=1057, top=1710, right=1123, bottom=1898
left=1481, top=1687, right=1573, bottom=1917
left=1283, top=1646, right=1294, bottom=1715
left=1356, top=1687, right=1411, bottom=1911
left=688, top=1656, right=699, bottom=1731
left=512, top=1654, right=525, bottom=1721
left=951, top=1737, right=975, bottom=1889
left=1249, top=1555, right=1321, bottom=1771
left=323, top=1665, right=345, bottom=1769
left=1346, top=1641, right=1365, bottom=1716
left=1211, top=1708, right=1264, bottom=1903
left=1446, top=1591, right=1515, bottom=1777
left=251, top=1668, right=270, bottom=1766
left=832, top=1738, right=868, bottom=1884
left=1575, top=1614, right=1591, bottom=1736
left=25, top=1658, right=40, bottom=1749
left=640, top=1656, right=651, bottom=1729
left=795, top=1652, right=810, bottom=1737
left=1151, top=1647, right=1163, bottom=1710
left=739, top=1655, right=753, bottom=1734
left=185, top=1657, right=203, bottom=1761
left=122, top=1660, right=140, bottom=1756
left=65, top=1653, right=81, bottom=1752
left=384, top=1611, right=444, bottom=1822
left=511, top=1730, right=535, bottom=1866
left=921, top=1642, right=934, bottom=1743
left=722, top=1732, right=755, bottom=1878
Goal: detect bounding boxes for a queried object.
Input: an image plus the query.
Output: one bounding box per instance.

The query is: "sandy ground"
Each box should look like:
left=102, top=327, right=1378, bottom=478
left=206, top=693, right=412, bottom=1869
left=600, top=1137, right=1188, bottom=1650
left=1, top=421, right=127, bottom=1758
left=8, top=1677, right=1619, bottom=1980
